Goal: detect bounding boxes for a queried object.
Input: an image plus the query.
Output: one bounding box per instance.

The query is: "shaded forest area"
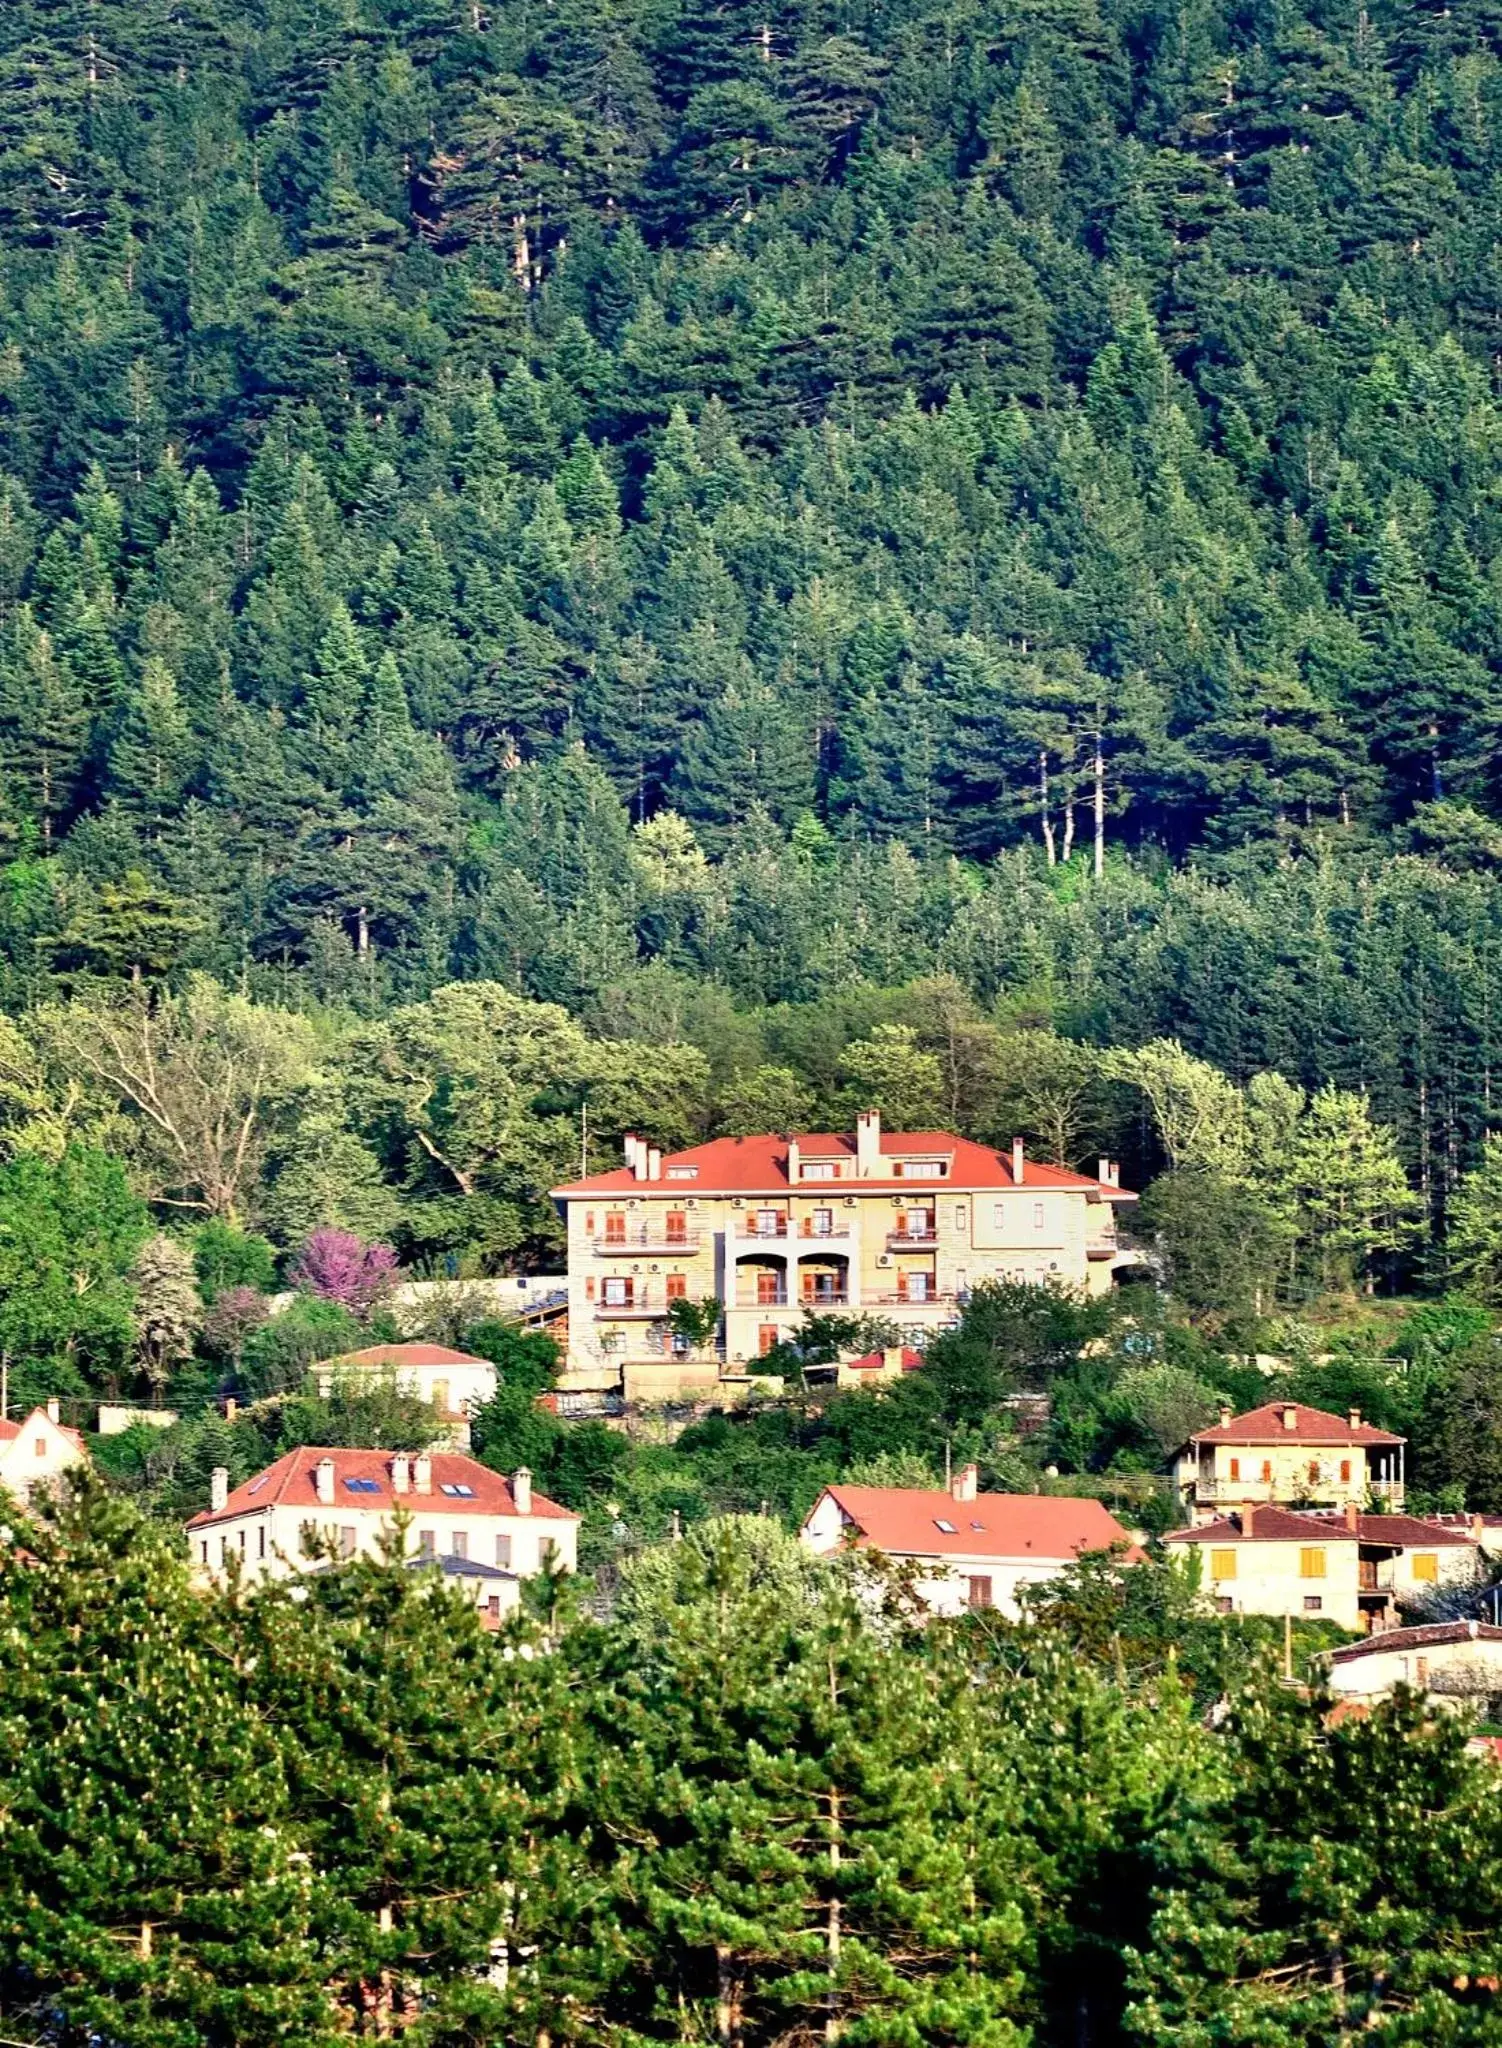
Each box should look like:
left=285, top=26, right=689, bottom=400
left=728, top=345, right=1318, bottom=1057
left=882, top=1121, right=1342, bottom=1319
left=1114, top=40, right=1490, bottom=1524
left=2, top=0, right=1502, bottom=1234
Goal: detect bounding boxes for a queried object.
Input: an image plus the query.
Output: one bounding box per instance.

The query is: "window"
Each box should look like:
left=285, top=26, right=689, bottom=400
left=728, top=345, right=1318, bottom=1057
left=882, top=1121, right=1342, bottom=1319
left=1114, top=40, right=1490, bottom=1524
left=257, top=1526, right=266, bottom=1560
left=247, top=1475, right=269, bottom=1496
left=1411, top=1552, right=1439, bottom=1583
left=340, top=1526, right=356, bottom=1557
left=666, top=1273, right=687, bottom=1302
left=1303, top=1595, right=1323, bottom=1612
left=440, top=1482, right=476, bottom=1497
left=432, top=1379, right=450, bottom=1414
left=966, top=1576, right=993, bottom=1611
left=540, top=1537, right=557, bottom=1566
left=34, top=1437, right=45, bottom=1458
left=1340, top=1460, right=1352, bottom=1484
left=418, top=1529, right=435, bottom=1558
left=602, top=1276, right=631, bottom=1306
left=452, top=1531, right=469, bottom=1560
left=1210, top=1549, right=1238, bottom=1581
left=1416, top=1656, right=1430, bottom=1683
left=1308, top=1461, right=1321, bottom=1485
left=344, top=1476, right=381, bottom=1494
left=1299, top=1548, right=1327, bottom=1579
left=238, top=1526, right=247, bottom=1552
left=758, top=1324, right=779, bottom=1356
left=666, top=1165, right=698, bottom=1180
left=1033, top=1203, right=1045, bottom=1229
left=495, top=1534, right=512, bottom=1569
left=811, top=1207, right=834, bottom=1236
left=1214, top=1596, right=1234, bottom=1615
left=802, top=1161, right=836, bottom=1180
left=200, top=1540, right=209, bottom=1565
left=903, top=1272, right=932, bottom=1302
left=604, top=1212, right=625, bottom=1242
left=1228, top=1459, right=1240, bottom=1482
left=757, top=1269, right=782, bottom=1305
left=899, top=1159, right=945, bottom=1179
left=1261, top=1460, right=1272, bottom=1484
left=665, top=1211, right=688, bottom=1243
left=488, top=1596, right=502, bottom=1620
left=756, top=1208, right=782, bottom=1236
left=934, top=1518, right=957, bottom=1534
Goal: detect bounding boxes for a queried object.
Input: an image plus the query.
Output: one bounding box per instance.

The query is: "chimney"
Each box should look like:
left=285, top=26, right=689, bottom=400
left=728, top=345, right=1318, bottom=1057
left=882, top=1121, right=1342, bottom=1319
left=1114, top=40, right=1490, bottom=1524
left=45, top=1397, right=59, bottom=1425
left=1242, top=1503, right=1255, bottom=1537
left=625, top=1133, right=648, bottom=1181
left=1344, top=1500, right=1360, bottom=1533
left=1011, top=1136, right=1025, bottom=1184
left=856, top=1108, right=881, bottom=1178
left=225, top=1397, right=237, bottom=1423
left=1219, top=1404, right=1232, bottom=1428
left=646, top=1147, right=662, bottom=1181
left=1109, top=1161, right=1120, bottom=1187
left=513, top=1467, right=533, bottom=1516
left=413, top=1453, right=433, bottom=1495
left=951, top=1462, right=978, bottom=1503
left=787, top=1138, right=801, bottom=1182
left=315, top=1457, right=335, bottom=1506
left=1473, top=1514, right=1485, bottom=1543
left=1282, top=1406, right=1298, bottom=1431
left=1098, top=1156, right=1111, bottom=1185
left=210, top=1466, right=229, bottom=1513
left=1348, top=1408, right=1361, bottom=1430
left=391, top=1452, right=411, bottom=1495
left=883, top=1345, right=903, bottom=1374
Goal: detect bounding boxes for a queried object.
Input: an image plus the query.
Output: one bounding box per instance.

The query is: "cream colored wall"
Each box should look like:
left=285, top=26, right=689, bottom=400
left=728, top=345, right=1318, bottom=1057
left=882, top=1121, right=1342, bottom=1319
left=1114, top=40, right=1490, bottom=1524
left=799, top=1490, right=1093, bottom=1619
left=0, top=1411, right=86, bottom=1503
left=1387, top=1543, right=1478, bottom=1599
left=566, top=1181, right=1117, bottom=1383
left=1195, top=1535, right=1363, bottom=1629
left=193, top=1502, right=578, bottom=1587
left=1328, top=1638, right=1502, bottom=1701
left=1186, top=1440, right=1391, bottom=1522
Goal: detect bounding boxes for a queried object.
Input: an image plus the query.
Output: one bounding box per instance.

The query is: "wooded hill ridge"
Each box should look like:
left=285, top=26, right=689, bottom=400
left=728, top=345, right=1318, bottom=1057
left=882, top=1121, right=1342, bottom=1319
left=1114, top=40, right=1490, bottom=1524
left=1, top=0, right=1502, bottom=1244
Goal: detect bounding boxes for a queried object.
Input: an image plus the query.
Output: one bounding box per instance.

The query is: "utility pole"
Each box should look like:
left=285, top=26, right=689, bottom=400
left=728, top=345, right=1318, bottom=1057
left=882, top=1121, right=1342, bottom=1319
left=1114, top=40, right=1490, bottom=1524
left=580, top=1101, right=589, bottom=1180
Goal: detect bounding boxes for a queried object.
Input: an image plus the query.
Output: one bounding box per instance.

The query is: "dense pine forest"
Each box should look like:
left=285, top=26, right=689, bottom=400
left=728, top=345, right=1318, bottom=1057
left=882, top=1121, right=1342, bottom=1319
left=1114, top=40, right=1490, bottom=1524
left=5, top=0, right=1502, bottom=1333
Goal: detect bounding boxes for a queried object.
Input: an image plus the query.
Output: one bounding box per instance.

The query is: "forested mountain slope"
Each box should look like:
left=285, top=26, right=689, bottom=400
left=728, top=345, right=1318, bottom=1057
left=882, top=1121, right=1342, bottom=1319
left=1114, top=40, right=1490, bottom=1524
left=1, top=0, right=1502, bottom=1212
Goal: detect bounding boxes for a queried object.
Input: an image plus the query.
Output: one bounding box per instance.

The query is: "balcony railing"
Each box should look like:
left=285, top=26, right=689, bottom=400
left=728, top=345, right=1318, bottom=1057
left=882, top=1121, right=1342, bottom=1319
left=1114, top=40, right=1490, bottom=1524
left=595, top=1288, right=713, bottom=1320
left=736, top=1288, right=790, bottom=1309
left=799, top=1290, right=850, bottom=1307
left=867, top=1289, right=956, bottom=1308
left=594, top=1229, right=703, bottom=1253
left=887, top=1227, right=938, bottom=1248
left=1086, top=1231, right=1119, bottom=1261
left=739, top=1217, right=789, bottom=1238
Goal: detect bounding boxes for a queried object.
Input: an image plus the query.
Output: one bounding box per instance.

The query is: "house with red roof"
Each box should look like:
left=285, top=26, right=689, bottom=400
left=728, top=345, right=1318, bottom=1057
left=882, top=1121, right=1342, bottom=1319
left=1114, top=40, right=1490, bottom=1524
left=1175, top=1401, right=1406, bottom=1525
left=313, top=1342, right=498, bottom=1438
left=800, top=1462, right=1140, bottom=1619
left=0, top=1400, right=86, bottom=1504
left=1325, top=1620, right=1502, bottom=1708
left=551, top=1109, right=1136, bottom=1401
left=187, top=1447, right=577, bottom=1625
left=1165, top=1501, right=1480, bottom=1631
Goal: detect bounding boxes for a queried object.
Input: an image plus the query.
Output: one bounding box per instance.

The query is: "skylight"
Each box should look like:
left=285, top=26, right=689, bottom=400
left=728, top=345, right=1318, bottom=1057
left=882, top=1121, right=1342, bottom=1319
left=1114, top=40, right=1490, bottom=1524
left=246, top=1476, right=268, bottom=1496
left=934, top=1518, right=957, bottom=1533
left=343, top=1477, right=381, bottom=1493
left=440, top=1482, right=475, bottom=1497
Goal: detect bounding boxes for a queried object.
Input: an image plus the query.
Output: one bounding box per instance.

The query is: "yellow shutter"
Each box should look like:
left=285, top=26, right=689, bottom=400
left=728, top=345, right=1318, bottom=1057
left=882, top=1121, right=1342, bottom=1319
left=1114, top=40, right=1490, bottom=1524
left=1210, top=1548, right=1237, bottom=1580
left=1299, top=1547, right=1326, bottom=1579
left=1411, top=1552, right=1438, bottom=1583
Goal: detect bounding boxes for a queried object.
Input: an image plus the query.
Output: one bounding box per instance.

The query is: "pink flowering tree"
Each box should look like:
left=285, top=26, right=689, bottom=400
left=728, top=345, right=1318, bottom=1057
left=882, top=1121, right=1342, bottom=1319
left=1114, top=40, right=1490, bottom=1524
left=289, top=1227, right=397, bottom=1317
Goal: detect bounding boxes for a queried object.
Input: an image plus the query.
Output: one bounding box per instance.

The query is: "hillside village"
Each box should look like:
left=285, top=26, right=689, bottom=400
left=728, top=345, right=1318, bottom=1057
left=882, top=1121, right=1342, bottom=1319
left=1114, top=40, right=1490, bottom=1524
left=10, top=1114, right=1502, bottom=1717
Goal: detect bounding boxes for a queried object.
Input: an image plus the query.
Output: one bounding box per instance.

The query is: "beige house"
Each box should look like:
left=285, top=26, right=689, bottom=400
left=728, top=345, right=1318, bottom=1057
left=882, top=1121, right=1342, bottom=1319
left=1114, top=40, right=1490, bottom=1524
left=0, top=1402, right=87, bottom=1504
left=1165, top=1503, right=1480, bottom=1632
left=800, top=1464, right=1140, bottom=1619
left=187, top=1447, right=578, bottom=1625
left=1175, top=1401, right=1405, bottom=1525
left=552, top=1111, right=1136, bottom=1400
left=1325, top=1621, right=1502, bottom=1708
left=314, top=1342, right=499, bottom=1440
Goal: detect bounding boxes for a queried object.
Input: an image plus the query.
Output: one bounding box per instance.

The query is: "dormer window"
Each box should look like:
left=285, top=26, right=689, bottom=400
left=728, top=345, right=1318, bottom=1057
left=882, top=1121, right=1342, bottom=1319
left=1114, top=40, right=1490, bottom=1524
left=897, top=1159, right=946, bottom=1179
left=666, top=1166, right=697, bottom=1180
left=802, top=1160, right=837, bottom=1180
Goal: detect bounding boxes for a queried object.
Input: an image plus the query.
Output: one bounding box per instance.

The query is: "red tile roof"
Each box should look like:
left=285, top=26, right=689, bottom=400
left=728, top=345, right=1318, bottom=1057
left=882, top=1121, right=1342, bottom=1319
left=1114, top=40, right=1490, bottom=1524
left=1190, top=1401, right=1403, bottom=1447
left=815, top=1484, right=1139, bottom=1563
left=187, top=1447, right=577, bottom=1530
left=1330, top=1620, right=1502, bottom=1664
left=553, top=1130, right=1132, bottom=1199
left=845, top=1347, right=924, bottom=1373
left=1302, top=1511, right=1477, bottom=1549
left=1166, top=1506, right=1361, bottom=1545
left=327, top=1343, right=494, bottom=1370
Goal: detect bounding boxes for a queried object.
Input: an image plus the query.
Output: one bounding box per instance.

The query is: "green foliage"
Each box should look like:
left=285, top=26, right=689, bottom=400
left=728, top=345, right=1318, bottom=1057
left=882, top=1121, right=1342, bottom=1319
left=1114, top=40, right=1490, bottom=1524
left=191, top=1219, right=278, bottom=1302
left=0, top=1144, right=148, bottom=1405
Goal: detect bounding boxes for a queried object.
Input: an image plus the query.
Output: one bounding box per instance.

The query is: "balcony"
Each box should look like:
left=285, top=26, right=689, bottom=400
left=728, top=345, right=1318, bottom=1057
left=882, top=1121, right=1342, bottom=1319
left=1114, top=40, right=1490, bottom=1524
left=868, top=1288, right=958, bottom=1309
left=739, top=1217, right=790, bottom=1239
left=1086, top=1229, right=1119, bottom=1261
left=594, top=1228, right=703, bottom=1254
left=799, top=1290, right=850, bottom=1308
left=735, top=1287, right=790, bottom=1309
left=595, top=1287, right=712, bottom=1320
left=887, top=1227, right=938, bottom=1249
